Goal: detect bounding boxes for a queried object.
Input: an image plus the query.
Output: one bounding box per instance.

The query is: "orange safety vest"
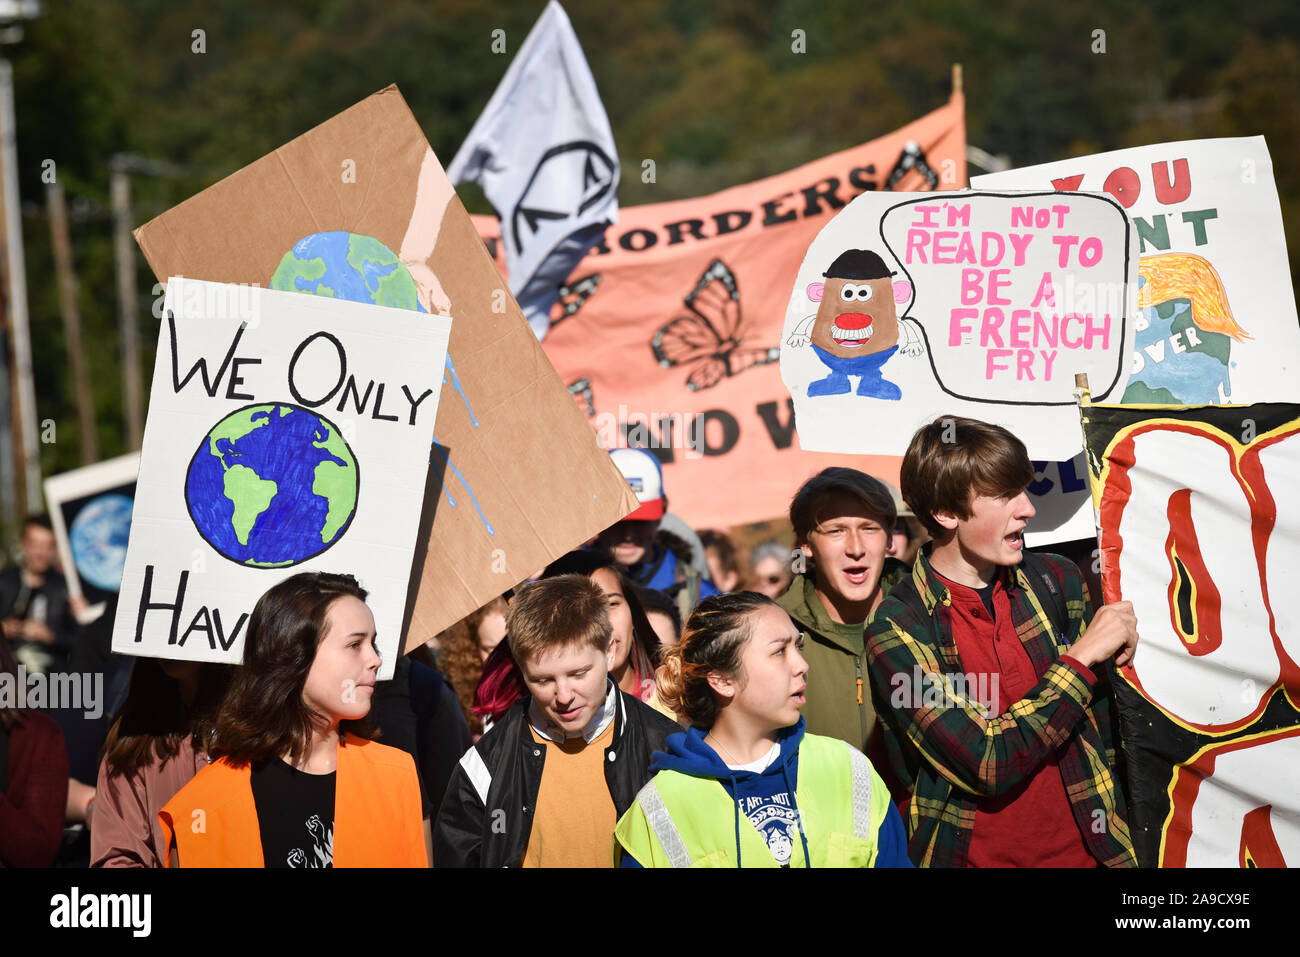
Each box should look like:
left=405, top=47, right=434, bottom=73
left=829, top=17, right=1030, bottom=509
left=159, top=734, right=427, bottom=868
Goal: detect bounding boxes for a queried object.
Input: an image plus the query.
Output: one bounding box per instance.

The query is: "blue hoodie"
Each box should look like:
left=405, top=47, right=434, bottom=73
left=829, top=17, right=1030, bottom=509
left=620, top=717, right=912, bottom=867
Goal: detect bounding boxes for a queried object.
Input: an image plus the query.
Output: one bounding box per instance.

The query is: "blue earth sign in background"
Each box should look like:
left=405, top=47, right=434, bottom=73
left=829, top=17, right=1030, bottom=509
left=69, top=493, right=134, bottom=591
left=186, top=404, right=359, bottom=567
left=270, top=230, right=427, bottom=312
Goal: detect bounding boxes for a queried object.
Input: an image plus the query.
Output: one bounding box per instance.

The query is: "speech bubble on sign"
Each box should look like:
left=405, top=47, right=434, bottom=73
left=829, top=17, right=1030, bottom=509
left=880, top=191, right=1134, bottom=404
left=779, top=189, right=1137, bottom=459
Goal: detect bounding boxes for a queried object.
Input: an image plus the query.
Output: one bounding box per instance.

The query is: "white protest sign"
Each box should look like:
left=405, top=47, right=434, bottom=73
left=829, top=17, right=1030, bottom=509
left=1023, top=452, right=1094, bottom=547
left=44, top=452, right=141, bottom=623
left=975, top=137, right=1300, bottom=406
left=781, top=191, right=1136, bottom=460
left=113, top=278, right=452, bottom=678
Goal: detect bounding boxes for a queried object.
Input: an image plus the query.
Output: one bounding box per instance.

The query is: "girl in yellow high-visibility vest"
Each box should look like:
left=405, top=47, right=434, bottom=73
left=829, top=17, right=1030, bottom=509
left=615, top=592, right=910, bottom=868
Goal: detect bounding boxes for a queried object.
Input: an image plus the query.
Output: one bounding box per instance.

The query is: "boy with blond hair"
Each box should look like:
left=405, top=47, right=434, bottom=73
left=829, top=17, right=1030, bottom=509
left=434, top=574, right=678, bottom=867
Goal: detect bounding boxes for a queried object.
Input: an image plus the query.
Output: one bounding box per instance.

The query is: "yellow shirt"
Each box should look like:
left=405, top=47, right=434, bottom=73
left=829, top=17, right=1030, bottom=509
left=521, top=720, right=617, bottom=868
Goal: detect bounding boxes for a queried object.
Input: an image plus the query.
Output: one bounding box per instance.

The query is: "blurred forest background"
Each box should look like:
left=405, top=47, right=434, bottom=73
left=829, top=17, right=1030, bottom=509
left=8, top=0, right=1300, bottom=484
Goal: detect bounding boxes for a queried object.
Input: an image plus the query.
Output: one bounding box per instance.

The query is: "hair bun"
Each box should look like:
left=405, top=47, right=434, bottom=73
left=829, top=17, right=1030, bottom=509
left=654, top=646, right=686, bottom=715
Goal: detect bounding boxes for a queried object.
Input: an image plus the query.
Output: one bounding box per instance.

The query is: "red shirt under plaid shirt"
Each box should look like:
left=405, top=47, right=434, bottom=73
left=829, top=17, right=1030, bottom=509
left=865, top=548, right=1137, bottom=868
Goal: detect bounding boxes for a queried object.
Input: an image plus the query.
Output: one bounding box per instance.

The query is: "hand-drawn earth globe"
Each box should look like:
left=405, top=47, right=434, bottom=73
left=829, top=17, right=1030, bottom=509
left=68, top=493, right=133, bottom=591
left=270, top=230, right=425, bottom=311
left=185, top=403, right=359, bottom=567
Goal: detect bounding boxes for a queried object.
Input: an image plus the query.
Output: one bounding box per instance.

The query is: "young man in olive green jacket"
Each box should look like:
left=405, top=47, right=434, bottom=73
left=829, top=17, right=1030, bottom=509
left=776, top=468, right=907, bottom=755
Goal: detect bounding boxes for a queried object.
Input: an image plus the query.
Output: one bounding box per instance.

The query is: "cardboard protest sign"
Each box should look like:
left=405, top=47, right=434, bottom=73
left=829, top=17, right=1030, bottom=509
left=1083, top=402, right=1300, bottom=866
left=43, top=452, right=140, bottom=623
left=133, top=87, right=640, bottom=653
left=976, top=137, right=1300, bottom=405
left=474, top=93, right=966, bottom=528
left=113, top=279, right=450, bottom=676
left=782, top=191, right=1136, bottom=460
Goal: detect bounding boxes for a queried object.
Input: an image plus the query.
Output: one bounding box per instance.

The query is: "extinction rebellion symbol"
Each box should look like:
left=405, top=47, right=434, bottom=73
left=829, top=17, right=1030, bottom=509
left=511, top=140, right=616, bottom=253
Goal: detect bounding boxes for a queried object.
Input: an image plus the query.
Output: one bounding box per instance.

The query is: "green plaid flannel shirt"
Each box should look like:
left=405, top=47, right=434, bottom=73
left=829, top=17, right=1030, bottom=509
left=865, top=549, right=1136, bottom=868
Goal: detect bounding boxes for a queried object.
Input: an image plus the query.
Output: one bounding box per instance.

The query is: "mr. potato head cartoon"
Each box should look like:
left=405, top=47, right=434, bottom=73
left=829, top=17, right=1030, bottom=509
left=786, top=248, right=923, bottom=400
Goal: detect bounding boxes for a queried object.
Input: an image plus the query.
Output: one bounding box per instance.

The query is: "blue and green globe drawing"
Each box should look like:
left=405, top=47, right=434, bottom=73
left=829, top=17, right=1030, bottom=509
left=270, top=230, right=425, bottom=311
left=185, top=403, right=359, bottom=568
left=69, top=493, right=133, bottom=591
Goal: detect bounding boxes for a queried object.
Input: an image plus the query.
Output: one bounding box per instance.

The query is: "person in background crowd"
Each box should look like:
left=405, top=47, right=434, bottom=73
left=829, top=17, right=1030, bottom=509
left=776, top=468, right=903, bottom=757
left=880, top=479, right=927, bottom=568
left=635, top=585, right=682, bottom=653
left=597, top=448, right=718, bottom=618
left=0, top=637, right=69, bottom=867
left=371, top=645, right=472, bottom=851
left=867, top=417, right=1138, bottom=867
left=747, top=541, right=794, bottom=599
left=436, top=596, right=509, bottom=738
left=1, top=515, right=79, bottom=676
left=471, top=637, right=525, bottom=736
left=697, top=529, right=742, bottom=593
left=886, top=518, right=911, bottom=563
left=470, top=598, right=507, bottom=662
left=159, top=572, right=426, bottom=867
left=91, top=659, right=231, bottom=867
left=435, top=575, right=678, bottom=867
left=614, top=592, right=910, bottom=868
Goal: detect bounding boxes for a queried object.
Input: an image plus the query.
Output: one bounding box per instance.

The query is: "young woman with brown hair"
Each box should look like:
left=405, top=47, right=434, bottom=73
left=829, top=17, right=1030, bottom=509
left=159, top=571, right=426, bottom=867
left=615, top=592, right=910, bottom=868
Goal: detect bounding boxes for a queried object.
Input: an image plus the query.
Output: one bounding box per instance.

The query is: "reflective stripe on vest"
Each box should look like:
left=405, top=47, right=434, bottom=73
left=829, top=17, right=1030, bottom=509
left=845, top=742, right=874, bottom=841
left=637, top=782, right=693, bottom=868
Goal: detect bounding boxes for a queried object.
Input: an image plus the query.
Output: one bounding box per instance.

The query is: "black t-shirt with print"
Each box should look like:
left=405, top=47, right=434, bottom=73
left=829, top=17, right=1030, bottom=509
left=250, top=759, right=336, bottom=868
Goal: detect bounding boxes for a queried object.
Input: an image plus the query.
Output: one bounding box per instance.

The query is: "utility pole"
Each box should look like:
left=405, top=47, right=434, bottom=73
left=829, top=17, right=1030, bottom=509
left=0, top=1, right=43, bottom=535
left=0, top=56, right=38, bottom=516
left=109, top=152, right=189, bottom=453
left=110, top=157, right=142, bottom=451
left=47, top=180, right=97, bottom=463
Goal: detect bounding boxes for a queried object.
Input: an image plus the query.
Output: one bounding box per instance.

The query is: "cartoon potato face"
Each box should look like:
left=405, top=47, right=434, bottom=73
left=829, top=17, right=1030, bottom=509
left=810, top=276, right=900, bottom=359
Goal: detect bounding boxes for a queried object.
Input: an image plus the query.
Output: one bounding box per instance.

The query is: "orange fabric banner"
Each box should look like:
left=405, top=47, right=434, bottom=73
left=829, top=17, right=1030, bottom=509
left=475, top=94, right=966, bottom=527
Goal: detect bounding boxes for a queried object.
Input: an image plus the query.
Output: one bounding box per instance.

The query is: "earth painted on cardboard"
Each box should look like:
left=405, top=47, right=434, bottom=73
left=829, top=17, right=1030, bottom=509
left=69, top=493, right=133, bottom=591
left=270, top=230, right=425, bottom=311
left=185, top=404, right=359, bottom=567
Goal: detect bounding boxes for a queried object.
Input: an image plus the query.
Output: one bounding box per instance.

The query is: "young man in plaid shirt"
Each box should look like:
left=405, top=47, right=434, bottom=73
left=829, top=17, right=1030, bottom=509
left=865, top=416, right=1139, bottom=867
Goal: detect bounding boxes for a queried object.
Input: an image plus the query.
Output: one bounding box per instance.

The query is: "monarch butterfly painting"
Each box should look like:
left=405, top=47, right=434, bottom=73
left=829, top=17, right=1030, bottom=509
left=651, top=259, right=780, bottom=392
left=549, top=273, right=602, bottom=329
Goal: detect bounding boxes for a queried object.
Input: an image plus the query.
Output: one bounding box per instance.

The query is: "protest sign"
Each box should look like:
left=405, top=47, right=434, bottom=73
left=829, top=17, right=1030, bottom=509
left=976, top=137, right=1300, bottom=405
left=475, top=93, right=966, bottom=527
left=43, top=452, right=140, bottom=623
left=113, top=279, right=450, bottom=675
left=133, top=87, right=639, bottom=654
left=1023, top=453, right=1093, bottom=546
left=1083, top=401, right=1300, bottom=866
left=782, top=191, right=1136, bottom=460
left=979, top=137, right=1300, bottom=550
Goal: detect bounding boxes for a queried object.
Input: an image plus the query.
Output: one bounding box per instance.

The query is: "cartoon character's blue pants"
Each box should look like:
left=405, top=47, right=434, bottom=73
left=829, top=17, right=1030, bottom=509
left=808, top=345, right=901, bottom=400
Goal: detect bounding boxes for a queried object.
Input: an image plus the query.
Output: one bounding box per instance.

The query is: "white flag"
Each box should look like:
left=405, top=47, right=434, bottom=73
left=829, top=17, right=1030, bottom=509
left=447, top=0, right=618, bottom=340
